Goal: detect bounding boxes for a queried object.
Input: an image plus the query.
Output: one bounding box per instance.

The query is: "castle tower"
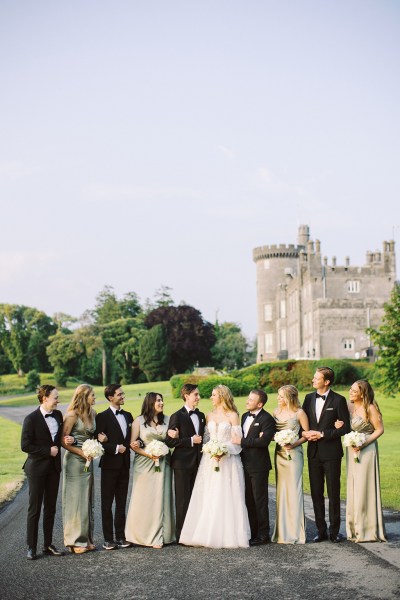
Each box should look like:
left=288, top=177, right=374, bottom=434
left=253, top=226, right=307, bottom=361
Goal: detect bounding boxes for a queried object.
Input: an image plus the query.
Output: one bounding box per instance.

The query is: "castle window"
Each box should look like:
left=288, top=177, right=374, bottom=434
left=343, top=338, right=354, bottom=351
left=347, top=280, right=360, bottom=293
left=264, top=304, right=272, bottom=322
left=265, top=333, right=273, bottom=354
left=264, top=260, right=270, bottom=269
left=280, top=300, right=286, bottom=319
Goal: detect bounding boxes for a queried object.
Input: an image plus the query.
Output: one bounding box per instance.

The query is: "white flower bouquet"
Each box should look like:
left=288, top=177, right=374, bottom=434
left=146, top=440, right=169, bottom=472
left=274, top=429, right=299, bottom=460
left=202, top=440, right=228, bottom=472
left=343, top=431, right=367, bottom=463
left=81, top=438, right=104, bottom=472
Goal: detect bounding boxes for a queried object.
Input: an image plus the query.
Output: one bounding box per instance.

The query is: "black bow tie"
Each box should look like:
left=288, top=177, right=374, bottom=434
left=45, top=413, right=54, bottom=418
left=115, top=410, right=123, bottom=415
left=247, top=412, right=256, bottom=418
left=316, top=393, right=326, bottom=399
left=188, top=410, right=197, bottom=417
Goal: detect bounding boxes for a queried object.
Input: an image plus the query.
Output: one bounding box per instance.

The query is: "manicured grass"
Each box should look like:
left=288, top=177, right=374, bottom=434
left=0, top=416, right=25, bottom=504
left=0, top=382, right=398, bottom=510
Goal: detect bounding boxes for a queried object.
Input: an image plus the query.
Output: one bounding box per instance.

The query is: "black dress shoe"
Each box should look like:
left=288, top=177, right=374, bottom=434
left=330, top=535, right=341, bottom=543
left=313, top=533, right=328, bottom=542
left=249, top=536, right=270, bottom=546
left=42, top=544, right=64, bottom=556
left=27, top=547, right=37, bottom=560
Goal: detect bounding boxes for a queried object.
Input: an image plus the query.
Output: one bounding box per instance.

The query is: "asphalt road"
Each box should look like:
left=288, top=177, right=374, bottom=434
left=0, top=405, right=399, bottom=600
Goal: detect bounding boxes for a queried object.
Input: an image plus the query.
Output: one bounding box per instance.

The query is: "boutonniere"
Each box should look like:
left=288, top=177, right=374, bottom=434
left=128, top=422, right=132, bottom=427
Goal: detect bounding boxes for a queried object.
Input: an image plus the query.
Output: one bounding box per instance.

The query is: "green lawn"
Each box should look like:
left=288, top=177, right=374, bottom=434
left=0, top=382, right=398, bottom=510
left=0, top=416, right=25, bottom=503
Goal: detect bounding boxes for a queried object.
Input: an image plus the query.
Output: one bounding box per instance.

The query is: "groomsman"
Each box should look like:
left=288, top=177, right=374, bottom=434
left=166, top=384, right=205, bottom=542
left=235, top=389, right=275, bottom=546
left=302, top=367, right=350, bottom=543
left=96, top=384, right=133, bottom=550
left=21, top=385, right=69, bottom=559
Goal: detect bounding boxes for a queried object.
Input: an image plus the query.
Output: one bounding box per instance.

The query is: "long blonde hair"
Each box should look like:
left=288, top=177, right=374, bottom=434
left=68, top=384, right=95, bottom=423
left=278, top=385, right=300, bottom=412
left=353, top=380, right=381, bottom=423
left=213, top=385, right=239, bottom=415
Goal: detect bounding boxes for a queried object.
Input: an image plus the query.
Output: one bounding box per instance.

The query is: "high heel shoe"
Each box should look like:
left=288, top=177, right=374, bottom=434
left=69, top=546, right=89, bottom=554
left=152, top=544, right=163, bottom=549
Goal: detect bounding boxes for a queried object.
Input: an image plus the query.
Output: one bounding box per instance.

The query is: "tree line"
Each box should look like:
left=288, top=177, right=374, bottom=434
left=0, top=285, right=256, bottom=385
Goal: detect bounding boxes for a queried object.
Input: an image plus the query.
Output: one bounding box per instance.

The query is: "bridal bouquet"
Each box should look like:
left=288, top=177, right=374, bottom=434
left=81, top=439, right=104, bottom=472
left=343, top=431, right=366, bottom=463
left=202, top=440, right=228, bottom=472
left=274, top=429, right=299, bottom=460
left=146, top=440, right=169, bottom=472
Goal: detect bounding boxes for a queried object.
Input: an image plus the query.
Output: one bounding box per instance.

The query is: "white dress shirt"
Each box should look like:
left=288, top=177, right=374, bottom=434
left=111, top=407, right=127, bottom=454
left=243, top=408, right=261, bottom=437
left=315, top=390, right=330, bottom=422
left=40, top=406, right=58, bottom=441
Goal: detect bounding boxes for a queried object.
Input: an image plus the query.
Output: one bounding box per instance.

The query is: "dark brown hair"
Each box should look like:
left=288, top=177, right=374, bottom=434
left=180, top=383, right=198, bottom=401
left=37, top=385, right=56, bottom=404
left=104, top=383, right=122, bottom=401
left=141, top=392, right=165, bottom=426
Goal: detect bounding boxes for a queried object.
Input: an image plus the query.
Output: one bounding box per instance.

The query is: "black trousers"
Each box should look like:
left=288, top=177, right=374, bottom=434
left=244, top=469, right=270, bottom=539
left=308, top=454, right=342, bottom=537
left=173, top=468, right=198, bottom=541
left=101, top=467, right=130, bottom=542
left=26, top=470, right=60, bottom=549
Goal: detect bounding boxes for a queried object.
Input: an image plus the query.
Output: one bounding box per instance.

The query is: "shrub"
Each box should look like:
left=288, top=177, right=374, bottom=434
left=197, top=376, right=246, bottom=398
left=25, top=369, right=40, bottom=391
left=54, top=367, right=68, bottom=387
left=169, top=374, right=207, bottom=398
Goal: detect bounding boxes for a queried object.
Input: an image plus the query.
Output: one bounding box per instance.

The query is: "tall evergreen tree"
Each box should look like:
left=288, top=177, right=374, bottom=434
left=368, top=283, right=400, bottom=394
left=139, top=324, right=171, bottom=381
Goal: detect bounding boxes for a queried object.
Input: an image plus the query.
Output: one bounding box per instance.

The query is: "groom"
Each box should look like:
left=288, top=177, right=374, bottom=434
left=234, top=389, right=275, bottom=546
left=96, top=384, right=134, bottom=550
left=166, top=384, right=205, bottom=542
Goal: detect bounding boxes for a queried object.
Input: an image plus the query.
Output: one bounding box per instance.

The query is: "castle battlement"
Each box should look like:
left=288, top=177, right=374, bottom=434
left=253, top=244, right=300, bottom=261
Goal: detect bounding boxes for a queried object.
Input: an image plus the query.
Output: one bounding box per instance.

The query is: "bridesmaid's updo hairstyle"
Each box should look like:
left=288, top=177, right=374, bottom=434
left=141, top=392, right=165, bottom=427
left=354, top=380, right=382, bottom=422
left=213, top=385, right=239, bottom=415
left=37, top=384, right=56, bottom=404
left=67, top=384, right=94, bottom=422
left=278, top=385, right=300, bottom=412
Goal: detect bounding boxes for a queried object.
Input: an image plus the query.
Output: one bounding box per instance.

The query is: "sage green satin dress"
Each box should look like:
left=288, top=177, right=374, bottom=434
left=272, top=416, right=306, bottom=544
left=125, top=416, right=175, bottom=547
left=346, top=416, right=386, bottom=542
left=62, top=418, right=95, bottom=548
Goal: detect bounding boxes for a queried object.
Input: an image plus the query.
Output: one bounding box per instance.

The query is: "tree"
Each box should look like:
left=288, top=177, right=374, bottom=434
left=47, top=331, right=85, bottom=383
left=368, top=283, right=400, bottom=394
left=0, top=304, right=56, bottom=375
left=145, top=305, right=215, bottom=374
left=211, top=322, right=253, bottom=371
left=139, top=324, right=171, bottom=381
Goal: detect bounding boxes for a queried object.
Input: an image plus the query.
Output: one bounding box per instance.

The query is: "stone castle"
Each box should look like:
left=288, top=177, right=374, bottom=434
left=253, top=225, right=396, bottom=361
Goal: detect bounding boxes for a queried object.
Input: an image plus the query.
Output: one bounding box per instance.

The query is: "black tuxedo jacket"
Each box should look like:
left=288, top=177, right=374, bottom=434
left=95, top=407, right=133, bottom=470
left=302, top=389, right=350, bottom=460
left=21, top=407, right=63, bottom=475
left=240, top=408, right=276, bottom=473
left=166, top=407, right=206, bottom=471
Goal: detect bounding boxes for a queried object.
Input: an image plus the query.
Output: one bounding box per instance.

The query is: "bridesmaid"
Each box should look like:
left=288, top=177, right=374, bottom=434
left=272, top=385, right=309, bottom=544
left=125, top=392, right=175, bottom=549
left=62, top=384, right=102, bottom=553
left=337, top=380, right=386, bottom=542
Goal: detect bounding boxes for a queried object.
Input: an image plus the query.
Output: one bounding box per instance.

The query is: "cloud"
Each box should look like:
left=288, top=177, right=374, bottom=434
left=82, top=184, right=203, bottom=204
left=217, top=145, right=235, bottom=160
left=0, top=161, right=40, bottom=182
left=0, top=251, right=57, bottom=284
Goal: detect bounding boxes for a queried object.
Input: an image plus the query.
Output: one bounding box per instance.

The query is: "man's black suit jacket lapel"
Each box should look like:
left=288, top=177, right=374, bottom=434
left=242, top=409, right=263, bottom=438
left=106, top=407, right=127, bottom=443
left=318, top=390, right=334, bottom=426
left=35, top=407, right=62, bottom=444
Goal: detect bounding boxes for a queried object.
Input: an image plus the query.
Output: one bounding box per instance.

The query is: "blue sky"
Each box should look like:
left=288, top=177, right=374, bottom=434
left=1, top=0, right=399, bottom=338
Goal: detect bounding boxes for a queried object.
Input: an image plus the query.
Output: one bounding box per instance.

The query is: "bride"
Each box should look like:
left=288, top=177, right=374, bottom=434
left=179, top=385, right=250, bottom=548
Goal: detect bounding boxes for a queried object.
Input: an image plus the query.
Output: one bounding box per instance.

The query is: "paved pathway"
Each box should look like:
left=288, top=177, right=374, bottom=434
left=0, top=405, right=399, bottom=600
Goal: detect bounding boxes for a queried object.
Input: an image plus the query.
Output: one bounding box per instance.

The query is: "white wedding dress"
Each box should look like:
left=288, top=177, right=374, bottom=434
left=179, top=421, right=250, bottom=548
